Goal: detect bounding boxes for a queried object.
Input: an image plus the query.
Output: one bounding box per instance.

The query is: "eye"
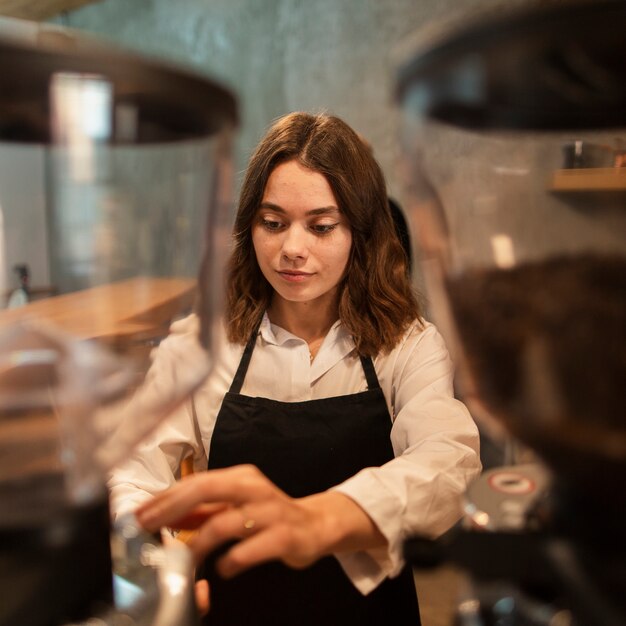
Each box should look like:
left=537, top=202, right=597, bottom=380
left=261, top=218, right=284, bottom=232
left=309, top=223, right=338, bottom=235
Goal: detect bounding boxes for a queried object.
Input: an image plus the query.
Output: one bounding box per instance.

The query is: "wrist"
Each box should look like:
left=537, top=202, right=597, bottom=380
left=298, top=491, right=386, bottom=557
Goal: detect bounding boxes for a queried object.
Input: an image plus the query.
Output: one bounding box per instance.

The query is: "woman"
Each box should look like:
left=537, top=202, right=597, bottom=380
left=110, top=112, right=481, bottom=625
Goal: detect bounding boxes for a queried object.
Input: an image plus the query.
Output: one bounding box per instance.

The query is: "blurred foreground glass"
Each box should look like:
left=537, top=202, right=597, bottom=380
left=396, top=0, right=626, bottom=499
left=397, top=2, right=626, bottom=623
left=0, top=24, right=237, bottom=626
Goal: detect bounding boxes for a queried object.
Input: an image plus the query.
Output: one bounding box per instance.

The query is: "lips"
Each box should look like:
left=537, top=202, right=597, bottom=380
left=277, top=270, right=313, bottom=282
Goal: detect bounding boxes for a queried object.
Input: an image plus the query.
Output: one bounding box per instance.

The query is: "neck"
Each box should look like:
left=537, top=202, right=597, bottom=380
left=267, top=293, right=339, bottom=344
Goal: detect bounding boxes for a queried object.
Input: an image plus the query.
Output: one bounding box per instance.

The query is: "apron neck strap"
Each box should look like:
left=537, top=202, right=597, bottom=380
left=229, top=318, right=262, bottom=393
left=359, top=355, right=381, bottom=390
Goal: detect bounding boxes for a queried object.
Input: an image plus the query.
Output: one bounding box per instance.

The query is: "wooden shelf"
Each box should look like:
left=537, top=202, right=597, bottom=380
left=0, top=0, right=101, bottom=20
left=549, top=168, right=626, bottom=193
left=0, top=276, right=197, bottom=348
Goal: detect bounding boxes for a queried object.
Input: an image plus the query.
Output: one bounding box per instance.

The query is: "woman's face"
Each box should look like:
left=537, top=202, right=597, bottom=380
left=252, top=160, right=352, bottom=308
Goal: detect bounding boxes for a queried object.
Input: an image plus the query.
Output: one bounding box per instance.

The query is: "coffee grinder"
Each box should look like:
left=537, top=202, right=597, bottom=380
left=0, top=24, right=237, bottom=626
left=397, top=1, right=626, bottom=624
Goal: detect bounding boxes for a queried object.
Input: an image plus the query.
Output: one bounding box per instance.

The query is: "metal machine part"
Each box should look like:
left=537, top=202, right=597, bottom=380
left=56, top=515, right=201, bottom=626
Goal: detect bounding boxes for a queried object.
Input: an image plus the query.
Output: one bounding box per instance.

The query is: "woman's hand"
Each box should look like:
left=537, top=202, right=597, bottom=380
left=135, top=464, right=386, bottom=579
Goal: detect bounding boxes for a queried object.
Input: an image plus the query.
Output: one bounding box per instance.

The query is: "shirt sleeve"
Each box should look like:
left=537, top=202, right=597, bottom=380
left=331, top=323, right=481, bottom=594
left=107, top=315, right=208, bottom=518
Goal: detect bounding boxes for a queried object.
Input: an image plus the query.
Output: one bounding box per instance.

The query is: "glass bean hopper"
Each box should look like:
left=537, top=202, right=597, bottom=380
left=397, top=1, right=626, bottom=624
left=0, top=23, right=237, bottom=626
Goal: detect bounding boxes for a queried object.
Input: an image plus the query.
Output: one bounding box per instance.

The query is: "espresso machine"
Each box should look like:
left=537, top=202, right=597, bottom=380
left=396, top=1, right=626, bottom=624
left=0, top=23, right=237, bottom=626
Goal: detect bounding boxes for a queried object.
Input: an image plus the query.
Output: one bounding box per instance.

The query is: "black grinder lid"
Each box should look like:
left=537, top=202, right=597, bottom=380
left=0, top=26, right=238, bottom=144
left=396, top=0, right=626, bottom=131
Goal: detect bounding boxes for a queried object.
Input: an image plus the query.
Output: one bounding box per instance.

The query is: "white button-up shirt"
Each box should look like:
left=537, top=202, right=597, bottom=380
left=108, top=313, right=481, bottom=594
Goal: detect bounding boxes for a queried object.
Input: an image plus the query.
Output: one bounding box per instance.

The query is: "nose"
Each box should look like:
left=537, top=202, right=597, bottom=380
left=281, top=225, right=309, bottom=261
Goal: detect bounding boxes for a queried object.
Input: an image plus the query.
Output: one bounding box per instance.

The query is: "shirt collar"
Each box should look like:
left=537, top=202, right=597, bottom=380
left=258, top=311, right=356, bottom=367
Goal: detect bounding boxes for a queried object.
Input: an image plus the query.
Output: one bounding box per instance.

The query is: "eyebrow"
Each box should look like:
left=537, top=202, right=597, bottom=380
left=258, top=202, right=340, bottom=216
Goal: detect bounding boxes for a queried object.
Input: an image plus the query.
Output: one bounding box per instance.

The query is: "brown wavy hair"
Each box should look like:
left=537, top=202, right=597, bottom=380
left=226, top=112, right=422, bottom=356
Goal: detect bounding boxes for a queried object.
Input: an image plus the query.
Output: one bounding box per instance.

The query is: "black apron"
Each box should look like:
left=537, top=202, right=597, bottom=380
left=199, top=326, right=421, bottom=626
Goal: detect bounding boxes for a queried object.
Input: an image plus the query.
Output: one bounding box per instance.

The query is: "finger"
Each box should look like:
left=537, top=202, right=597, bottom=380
left=216, top=529, right=278, bottom=578
left=167, top=503, right=230, bottom=530
left=215, top=525, right=315, bottom=578
left=194, top=579, right=210, bottom=616
left=137, top=465, right=276, bottom=530
left=135, top=481, right=212, bottom=531
left=187, top=505, right=260, bottom=561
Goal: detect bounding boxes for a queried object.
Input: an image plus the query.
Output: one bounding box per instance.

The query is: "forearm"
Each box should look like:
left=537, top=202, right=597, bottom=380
left=108, top=452, right=178, bottom=518
left=108, top=420, right=202, bottom=518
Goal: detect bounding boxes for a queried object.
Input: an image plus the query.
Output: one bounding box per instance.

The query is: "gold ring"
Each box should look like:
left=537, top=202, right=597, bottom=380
left=239, top=507, right=256, bottom=531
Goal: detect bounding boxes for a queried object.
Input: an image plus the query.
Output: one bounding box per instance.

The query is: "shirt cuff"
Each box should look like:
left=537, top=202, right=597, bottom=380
left=330, top=469, right=407, bottom=594
left=334, top=546, right=396, bottom=595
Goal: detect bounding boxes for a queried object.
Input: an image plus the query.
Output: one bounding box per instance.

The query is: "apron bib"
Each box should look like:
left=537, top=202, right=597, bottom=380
left=199, top=327, right=421, bottom=626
